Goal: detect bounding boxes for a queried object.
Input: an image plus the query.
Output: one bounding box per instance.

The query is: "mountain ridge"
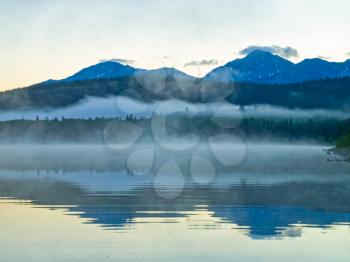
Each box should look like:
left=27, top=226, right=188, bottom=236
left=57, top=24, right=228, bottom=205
left=44, top=50, right=350, bottom=85
left=205, top=50, right=350, bottom=84
left=1, top=75, right=350, bottom=111
left=1, top=50, right=350, bottom=112
left=46, top=62, right=195, bottom=85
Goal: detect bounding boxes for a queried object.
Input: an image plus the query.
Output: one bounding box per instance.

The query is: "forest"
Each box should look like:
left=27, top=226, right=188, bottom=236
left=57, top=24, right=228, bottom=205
left=0, top=115, right=349, bottom=144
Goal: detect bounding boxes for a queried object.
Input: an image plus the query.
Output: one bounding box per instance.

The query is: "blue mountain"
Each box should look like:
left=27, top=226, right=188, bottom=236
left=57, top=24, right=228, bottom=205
left=293, top=58, right=350, bottom=81
left=206, top=50, right=350, bottom=84
left=61, top=61, right=136, bottom=82
left=137, top=67, right=194, bottom=79
left=44, top=51, right=350, bottom=85
left=45, top=62, right=195, bottom=84
left=206, top=50, right=295, bottom=83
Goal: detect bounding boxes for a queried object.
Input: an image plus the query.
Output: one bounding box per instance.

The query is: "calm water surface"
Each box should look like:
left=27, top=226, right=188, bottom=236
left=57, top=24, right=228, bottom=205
left=0, top=144, right=350, bottom=261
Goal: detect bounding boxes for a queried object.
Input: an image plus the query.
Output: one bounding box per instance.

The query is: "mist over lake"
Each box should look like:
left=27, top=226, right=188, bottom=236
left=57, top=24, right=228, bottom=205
left=0, top=96, right=349, bottom=122
left=1, top=84, right=350, bottom=262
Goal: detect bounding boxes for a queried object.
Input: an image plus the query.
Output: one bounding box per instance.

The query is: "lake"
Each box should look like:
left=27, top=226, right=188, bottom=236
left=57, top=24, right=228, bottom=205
left=0, top=144, right=350, bottom=261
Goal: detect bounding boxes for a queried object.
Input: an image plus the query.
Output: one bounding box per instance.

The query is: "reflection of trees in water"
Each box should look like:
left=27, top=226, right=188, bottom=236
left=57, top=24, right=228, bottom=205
left=0, top=145, right=349, bottom=176
left=1, top=178, right=350, bottom=238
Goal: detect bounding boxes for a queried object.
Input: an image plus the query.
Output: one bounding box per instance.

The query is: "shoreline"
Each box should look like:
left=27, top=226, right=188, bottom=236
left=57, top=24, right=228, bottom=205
left=328, top=147, right=350, bottom=161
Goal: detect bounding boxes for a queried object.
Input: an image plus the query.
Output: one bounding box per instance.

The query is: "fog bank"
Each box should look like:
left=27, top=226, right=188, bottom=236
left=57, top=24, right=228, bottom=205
left=0, top=96, right=348, bottom=121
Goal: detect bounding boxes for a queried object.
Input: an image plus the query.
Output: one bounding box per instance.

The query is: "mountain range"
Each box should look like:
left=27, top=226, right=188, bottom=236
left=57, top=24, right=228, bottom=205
left=206, top=50, right=350, bottom=84
left=46, top=49, right=350, bottom=85
left=46, top=62, right=194, bottom=84
left=1, top=49, right=350, bottom=111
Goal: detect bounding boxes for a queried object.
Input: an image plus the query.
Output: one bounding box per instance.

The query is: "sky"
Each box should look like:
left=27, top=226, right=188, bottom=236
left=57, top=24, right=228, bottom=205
left=1, top=0, right=350, bottom=91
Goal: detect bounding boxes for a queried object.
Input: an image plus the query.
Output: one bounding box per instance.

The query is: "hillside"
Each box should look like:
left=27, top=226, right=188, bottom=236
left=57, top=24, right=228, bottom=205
left=1, top=76, right=350, bottom=111
left=336, top=133, right=350, bottom=148
left=206, top=50, right=350, bottom=84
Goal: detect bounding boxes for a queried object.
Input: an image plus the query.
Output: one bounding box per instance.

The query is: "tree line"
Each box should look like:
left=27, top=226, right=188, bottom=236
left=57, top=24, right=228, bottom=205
left=0, top=115, right=349, bottom=144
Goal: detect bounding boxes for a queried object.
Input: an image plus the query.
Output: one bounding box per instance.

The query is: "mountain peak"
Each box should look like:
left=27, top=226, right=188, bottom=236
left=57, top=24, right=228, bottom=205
left=152, top=67, right=191, bottom=76
left=136, top=67, right=195, bottom=80
left=206, top=49, right=294, bottom=83
left=298, top=58, right=328, bottom=64
left=244, top=49, right=293, bottom=64
left=206, top=50, right=350, bottom=84
left=56, top=61, right=136, bottom=82
left=245, top=49, right=274, bottom=57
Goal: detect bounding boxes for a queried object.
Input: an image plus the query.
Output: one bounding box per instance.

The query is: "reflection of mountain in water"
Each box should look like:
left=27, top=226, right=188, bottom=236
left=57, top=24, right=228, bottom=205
left=216, top=205, right=350, bottom=238
left=1, top=144, right=350, bottom=238
left=1, top=176, right=350, bottom=238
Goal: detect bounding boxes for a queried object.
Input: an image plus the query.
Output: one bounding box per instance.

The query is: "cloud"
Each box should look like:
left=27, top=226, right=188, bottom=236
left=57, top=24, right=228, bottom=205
left=318, top=56, right=331, bottom=60
left=184, top=59, right=218, bottom=67
left=239, top=45, right=299, bottom=59
left=99, top=58, right=135, bottom=65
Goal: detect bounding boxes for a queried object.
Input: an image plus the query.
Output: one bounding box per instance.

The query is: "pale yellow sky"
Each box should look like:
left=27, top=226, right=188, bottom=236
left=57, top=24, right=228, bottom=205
left=1, top=0, right=350, bottom=91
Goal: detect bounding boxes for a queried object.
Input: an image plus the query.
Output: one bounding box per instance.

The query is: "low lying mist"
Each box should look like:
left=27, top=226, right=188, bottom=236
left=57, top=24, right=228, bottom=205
left=0, top=144, right=348, bottom=184
left=0, top=96, right=348, bottom=121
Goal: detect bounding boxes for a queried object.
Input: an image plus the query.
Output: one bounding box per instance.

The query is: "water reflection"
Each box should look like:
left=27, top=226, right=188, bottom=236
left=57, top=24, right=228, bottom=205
left=1, top=144, right=350, bottom=261
left=0, top=144, right=350, bottom=239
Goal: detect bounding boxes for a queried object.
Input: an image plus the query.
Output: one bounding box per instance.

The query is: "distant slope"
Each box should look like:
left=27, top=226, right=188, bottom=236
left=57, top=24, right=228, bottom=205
left=227, top=77, right=350, bottom=109
left=206, top=50, right=295, bottom=84
left=1, top=76, right=350, bottom=111
left=45, top=61, right=194, bottom=84
left=137, top=67, right=195, bottom=79
left=0, top=74, right=210, bottom=110
left=336, top=132, right=350, bottom=149
left=335, top=131, right=350, bottom=160
left=40, top=50, right=350, bottom=87
left=47, top=61, right=136, bottom=83
left=206, top=50, right=350, bottom=84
